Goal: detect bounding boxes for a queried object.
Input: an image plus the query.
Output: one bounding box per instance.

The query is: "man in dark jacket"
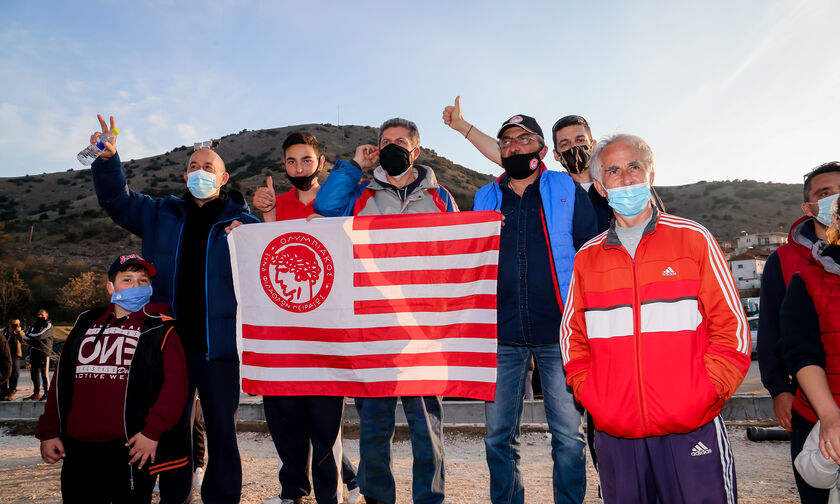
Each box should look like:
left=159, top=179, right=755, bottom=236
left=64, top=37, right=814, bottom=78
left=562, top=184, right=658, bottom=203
left=0, top=326, right=11, bottom=386
left=24, top=309, right=53, bottom=400
left=88, top=114, right=259, bottom=503
left=1, top=319, right=23, bottom=400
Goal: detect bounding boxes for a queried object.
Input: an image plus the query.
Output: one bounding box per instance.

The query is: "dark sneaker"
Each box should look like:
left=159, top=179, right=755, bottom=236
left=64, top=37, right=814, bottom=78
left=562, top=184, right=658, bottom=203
left=25, top=393, right=41, bottom=400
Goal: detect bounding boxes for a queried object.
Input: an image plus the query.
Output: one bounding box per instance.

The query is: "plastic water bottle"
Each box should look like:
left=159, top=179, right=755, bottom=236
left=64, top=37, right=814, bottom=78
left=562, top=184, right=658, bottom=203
left=77, top=128, right=120, bottom=166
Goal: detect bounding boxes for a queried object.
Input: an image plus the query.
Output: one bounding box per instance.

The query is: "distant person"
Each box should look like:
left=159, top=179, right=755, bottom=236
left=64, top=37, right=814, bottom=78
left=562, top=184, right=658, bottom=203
left=88, top=114, right=260, bottom=503
left=758, top=162, right=840, bottom=501
left=448, top=108, right=596, bottom=504
left=252, top=131, right=345, bottom=504
left=781, top=196, right=840, bottom=503
left=314, top=118, right=457, bottom=504
left=24, top=309, right=53, bottom=401
left=1, top=318, right=24, bottom=400
left=36, top=254, right=190, bottom=504
left=0, top=323, right=11, bottom=386
left=560, top=134, right=750, bottom=503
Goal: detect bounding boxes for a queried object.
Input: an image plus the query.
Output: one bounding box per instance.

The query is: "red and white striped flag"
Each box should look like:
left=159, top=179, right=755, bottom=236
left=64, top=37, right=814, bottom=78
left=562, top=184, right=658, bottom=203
left=228, top=211, right=501, bottom=401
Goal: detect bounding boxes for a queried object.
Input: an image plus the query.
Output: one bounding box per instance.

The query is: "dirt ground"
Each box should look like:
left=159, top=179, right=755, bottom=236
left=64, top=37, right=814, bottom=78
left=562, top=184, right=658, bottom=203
left=0, top=424, right=798, bottom=504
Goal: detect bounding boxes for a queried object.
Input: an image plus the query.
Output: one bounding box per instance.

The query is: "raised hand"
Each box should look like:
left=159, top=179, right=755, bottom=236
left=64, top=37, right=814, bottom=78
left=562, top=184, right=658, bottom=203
left=353, top=145, right=380, bottom=171
left=442, top=96, right=470, bottom=135
left=89, top=114, right=118, bottom=159
left=253, top=175, right=277, bottom=213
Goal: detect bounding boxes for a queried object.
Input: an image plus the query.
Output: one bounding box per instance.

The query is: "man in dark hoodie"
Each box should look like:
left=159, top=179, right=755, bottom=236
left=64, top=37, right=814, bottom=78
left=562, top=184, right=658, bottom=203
left=88, top=115, right=259, bottom=503
left=759, top=161, right=840, bottom=502
left=24, top=309, right=53, bottom=400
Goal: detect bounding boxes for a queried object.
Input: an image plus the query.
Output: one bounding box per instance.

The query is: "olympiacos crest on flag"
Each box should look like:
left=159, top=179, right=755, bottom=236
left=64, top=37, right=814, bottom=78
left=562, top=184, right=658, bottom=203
left=229, top=211, right=501, bottom=400
left=260, top=232, right=334, bottom=313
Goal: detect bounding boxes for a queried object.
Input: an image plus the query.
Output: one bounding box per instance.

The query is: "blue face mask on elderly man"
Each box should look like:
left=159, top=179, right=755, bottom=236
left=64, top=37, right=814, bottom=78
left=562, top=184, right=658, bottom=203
left=606, top=182, right=652, bottom=218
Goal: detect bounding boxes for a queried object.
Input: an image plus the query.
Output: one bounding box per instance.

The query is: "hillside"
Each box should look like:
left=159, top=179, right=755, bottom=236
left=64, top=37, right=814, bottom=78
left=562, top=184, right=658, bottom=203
left=0, top=123, right=805, bottom=320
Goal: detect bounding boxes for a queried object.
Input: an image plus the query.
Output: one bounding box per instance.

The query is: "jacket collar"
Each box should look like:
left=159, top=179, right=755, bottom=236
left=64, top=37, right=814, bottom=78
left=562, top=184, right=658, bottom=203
left=811, top=241, right=840, bottom=276
left=604, top=205, right=660, bottom=248
left=368, top=164, right=437, bottom=193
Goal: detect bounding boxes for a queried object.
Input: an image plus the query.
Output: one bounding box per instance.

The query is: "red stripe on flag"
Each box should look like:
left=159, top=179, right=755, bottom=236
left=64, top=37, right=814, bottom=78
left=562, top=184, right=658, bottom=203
left=242, top=324, right=496, bottom=342
left=242, top=351, right=497, bottom=369
left=351, top=211, right=502, bottom=231
left=354, top=265, right=498, bottom=286
left=241, top=378, right=496, bottom=401
left=353, top=235, right=499, bottom=259
left=353, top=294, right=496, bottom=314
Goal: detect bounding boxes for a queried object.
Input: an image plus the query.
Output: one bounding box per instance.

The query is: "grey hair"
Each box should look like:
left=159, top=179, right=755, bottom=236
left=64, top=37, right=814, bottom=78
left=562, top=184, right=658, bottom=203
left=590, top=134, right=655, bottom=183
left=379, top=118, right=420, bottom=149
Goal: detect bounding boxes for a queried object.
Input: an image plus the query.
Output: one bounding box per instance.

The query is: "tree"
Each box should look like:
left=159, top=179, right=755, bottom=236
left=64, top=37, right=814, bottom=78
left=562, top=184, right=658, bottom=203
left=56, top=272, right=107, bottom=312
left=0, top=266, right=31, bottom=323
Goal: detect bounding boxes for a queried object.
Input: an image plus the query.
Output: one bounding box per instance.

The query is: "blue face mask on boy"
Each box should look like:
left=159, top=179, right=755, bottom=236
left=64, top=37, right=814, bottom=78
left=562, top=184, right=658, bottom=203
left=606, top=182, right=652, bottom=217
left=110, top=285, right=153, bottom=313
left=187, top=170, right=218, bottom=199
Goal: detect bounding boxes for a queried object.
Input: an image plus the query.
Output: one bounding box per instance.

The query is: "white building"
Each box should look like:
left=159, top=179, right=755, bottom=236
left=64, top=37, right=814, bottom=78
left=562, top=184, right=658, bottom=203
left=734, top=232, right=787, bottom=255
left=728, top=250, right=770, bottom=290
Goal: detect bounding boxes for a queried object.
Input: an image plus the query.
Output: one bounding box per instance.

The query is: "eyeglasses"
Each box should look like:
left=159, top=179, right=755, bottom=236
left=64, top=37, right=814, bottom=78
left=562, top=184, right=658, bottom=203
left=498, top=134, right=541, bottom=149
left=194, top=140, right=221, bottom=151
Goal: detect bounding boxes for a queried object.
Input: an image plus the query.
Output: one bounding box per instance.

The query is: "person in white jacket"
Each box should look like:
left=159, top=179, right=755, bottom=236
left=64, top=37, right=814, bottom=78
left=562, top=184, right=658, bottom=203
left=795, top=421, right=840, bottom=503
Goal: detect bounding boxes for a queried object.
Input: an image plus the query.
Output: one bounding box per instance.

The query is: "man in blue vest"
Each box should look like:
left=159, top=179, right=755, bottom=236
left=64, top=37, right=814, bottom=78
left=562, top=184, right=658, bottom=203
left=448, top=109, right=597, bottom=503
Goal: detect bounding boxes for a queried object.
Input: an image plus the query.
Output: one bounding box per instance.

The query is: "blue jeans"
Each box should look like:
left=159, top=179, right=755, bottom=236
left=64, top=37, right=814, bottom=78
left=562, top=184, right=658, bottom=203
left=485, top=344, right=586, bottom=504
left=355, top=396, right=445, bottom=504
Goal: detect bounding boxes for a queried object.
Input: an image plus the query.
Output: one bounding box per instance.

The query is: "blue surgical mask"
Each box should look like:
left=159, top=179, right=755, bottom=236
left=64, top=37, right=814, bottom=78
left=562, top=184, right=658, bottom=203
left=606, top=182, right=652, bottom=217
left=187, top=170, right=218, bottom=199
left=110, top=285, right=153, bottom=313
left=812, top=193, right=840, bottom=227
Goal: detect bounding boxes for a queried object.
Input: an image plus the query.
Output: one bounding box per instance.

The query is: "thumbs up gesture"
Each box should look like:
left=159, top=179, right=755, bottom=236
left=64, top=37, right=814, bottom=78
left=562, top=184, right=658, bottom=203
left=253, top=175, right=277, bottom=213
left=442, top=96, right=470, bottom=136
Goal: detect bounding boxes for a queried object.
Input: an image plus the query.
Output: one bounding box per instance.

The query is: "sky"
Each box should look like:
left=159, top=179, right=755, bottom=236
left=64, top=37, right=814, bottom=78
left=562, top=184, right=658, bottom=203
left=1, top=0, right=838, bottom=186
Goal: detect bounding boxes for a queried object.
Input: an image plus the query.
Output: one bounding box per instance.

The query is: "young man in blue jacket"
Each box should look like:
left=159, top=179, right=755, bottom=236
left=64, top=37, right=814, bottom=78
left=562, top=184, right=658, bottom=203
left=88, top=115, right=259, bottom=504
left=445, top=107, right=597, bottom=503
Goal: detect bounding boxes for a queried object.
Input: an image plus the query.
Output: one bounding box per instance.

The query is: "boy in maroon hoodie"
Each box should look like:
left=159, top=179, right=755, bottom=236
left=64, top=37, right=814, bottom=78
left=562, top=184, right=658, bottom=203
left=37, top=254, right=190, bottom=504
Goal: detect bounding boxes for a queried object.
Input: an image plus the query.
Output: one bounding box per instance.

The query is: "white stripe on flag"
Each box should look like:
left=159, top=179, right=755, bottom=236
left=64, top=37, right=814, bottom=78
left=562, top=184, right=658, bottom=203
left=237, top=308, right=497, bottom=329
left=354, top=251, right=499, bottom=272
left=242, top=337, right=498, bottom=356
left=348, top=221, right=501, bottom=244
left=356, top=280, right=496, bottom=301
left=242, top=365, right=498, bottom=383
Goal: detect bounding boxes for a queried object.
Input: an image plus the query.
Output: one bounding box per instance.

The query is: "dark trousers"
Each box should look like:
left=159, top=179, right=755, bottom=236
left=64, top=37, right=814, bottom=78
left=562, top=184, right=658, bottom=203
left=595, top=416, right=735, bottom=504
left=791, top=410, right=831, bottom=503
left=30, top=351, right=49, bottom=395
left=343, top=453, right=358, bottom=491
left=159, top=353, right=241, bottom=504
left=2, top=354, right=19, bottom=397
left=61, top=436, right=156, bottom=504
left=264, top=395, right=344, bottom=504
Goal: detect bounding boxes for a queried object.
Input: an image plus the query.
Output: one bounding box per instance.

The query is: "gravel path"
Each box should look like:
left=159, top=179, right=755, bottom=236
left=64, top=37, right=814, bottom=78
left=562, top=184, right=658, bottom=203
left=0, top=425, right=798, bottom=503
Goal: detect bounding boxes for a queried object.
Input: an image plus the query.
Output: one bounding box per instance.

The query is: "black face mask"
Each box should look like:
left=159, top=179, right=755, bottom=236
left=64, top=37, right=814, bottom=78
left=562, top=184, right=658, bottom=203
left=501, top=152, right=541, bottom=180
left=379, top=143, right=413, bottom=177
left=557, top=144, right=592, bottom=174
left=286, top=169, right=319, bottom=191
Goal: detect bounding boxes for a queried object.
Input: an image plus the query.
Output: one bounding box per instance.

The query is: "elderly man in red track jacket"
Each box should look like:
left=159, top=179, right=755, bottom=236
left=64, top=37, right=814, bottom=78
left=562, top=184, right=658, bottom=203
left=560, top=134, right=751, bottom=504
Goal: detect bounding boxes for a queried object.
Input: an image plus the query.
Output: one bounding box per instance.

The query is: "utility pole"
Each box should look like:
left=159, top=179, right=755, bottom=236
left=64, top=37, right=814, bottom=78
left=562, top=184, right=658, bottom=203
left=28, top=225, right=33, bottom=244
left=337, top=105, right=341, bottom=126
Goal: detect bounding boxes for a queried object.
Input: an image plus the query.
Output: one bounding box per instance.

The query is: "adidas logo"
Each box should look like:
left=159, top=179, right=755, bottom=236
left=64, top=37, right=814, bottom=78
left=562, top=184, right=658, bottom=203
left=662, top=266, right=677, bottom=277
left=691, top=441, right=712, bottom=457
